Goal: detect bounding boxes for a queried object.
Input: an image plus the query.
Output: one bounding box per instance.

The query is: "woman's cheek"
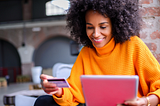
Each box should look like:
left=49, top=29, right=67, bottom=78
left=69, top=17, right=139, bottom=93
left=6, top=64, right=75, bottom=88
left=86, top=30, right=92, bottom=37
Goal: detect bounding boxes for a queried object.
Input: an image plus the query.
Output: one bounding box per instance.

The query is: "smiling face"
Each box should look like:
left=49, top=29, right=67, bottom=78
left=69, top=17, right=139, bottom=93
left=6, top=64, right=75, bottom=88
left=85, top=10, right=112, bottom=48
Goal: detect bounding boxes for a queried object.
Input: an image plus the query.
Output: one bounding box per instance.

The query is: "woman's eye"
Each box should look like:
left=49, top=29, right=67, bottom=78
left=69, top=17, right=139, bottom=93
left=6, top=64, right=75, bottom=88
left=100, top=26, right=106, bottom=29
left=87, top=27, right=93, bottom=29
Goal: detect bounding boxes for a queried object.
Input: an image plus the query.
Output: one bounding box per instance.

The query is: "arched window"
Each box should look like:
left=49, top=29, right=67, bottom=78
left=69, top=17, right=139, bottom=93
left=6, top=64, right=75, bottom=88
left=46, top=0, right=70, bottom=16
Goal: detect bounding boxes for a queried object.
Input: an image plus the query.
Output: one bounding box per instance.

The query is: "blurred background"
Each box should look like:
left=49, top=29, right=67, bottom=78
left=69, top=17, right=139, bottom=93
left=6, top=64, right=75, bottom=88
left=0, top=0, right=159, bottom=83
left=0, top=0, right=82, bottom=83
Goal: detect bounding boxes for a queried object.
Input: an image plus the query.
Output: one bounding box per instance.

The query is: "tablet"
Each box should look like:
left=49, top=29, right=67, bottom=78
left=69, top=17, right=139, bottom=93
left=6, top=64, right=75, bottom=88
left=80, top=75, right=139, bottom=106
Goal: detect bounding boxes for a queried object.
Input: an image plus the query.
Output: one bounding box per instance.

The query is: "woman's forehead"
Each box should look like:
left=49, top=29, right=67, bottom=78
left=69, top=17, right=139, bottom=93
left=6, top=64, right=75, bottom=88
left=85, top=10, right=110, bottom=22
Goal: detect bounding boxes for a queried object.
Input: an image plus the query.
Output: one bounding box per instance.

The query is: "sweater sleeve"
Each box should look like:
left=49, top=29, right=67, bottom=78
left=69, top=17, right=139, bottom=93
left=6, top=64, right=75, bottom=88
left=52, top=47, right=86, bottom=105
left=134, top=37, right=160, bottom=100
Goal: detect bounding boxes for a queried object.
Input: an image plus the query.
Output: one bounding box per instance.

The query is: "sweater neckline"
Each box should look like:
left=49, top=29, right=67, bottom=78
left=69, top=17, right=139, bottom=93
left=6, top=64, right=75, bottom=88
left=93, top=38, right=115, bottom=56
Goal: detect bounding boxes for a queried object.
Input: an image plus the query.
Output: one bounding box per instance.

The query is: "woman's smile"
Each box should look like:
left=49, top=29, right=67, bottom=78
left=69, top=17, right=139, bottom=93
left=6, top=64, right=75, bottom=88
left=93, top=37, right=105, bottom=43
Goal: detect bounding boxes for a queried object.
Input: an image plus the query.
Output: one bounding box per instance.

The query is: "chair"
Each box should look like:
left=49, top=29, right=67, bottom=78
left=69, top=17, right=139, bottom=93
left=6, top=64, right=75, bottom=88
left=52, top=63, right=73, bottom=79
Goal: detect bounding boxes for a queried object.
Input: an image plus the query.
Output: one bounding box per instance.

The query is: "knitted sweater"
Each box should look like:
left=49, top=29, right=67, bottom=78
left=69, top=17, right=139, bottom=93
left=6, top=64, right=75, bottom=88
left=53, top=36, right=160, bottom=106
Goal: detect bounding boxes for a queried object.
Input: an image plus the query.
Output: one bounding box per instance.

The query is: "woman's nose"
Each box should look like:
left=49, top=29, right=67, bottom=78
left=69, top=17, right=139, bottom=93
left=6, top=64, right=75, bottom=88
left=93, top=28, right=101, bottom=37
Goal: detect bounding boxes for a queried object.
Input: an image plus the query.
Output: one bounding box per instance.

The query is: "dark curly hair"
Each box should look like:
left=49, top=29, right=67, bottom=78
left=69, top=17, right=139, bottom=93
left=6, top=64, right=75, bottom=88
left=66, top=0, right=142, bottom=48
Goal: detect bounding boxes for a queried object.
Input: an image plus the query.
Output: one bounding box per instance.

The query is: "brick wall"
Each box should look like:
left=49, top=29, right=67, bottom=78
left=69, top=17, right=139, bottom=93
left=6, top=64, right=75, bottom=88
left=139, top=0, right=160, bottom=63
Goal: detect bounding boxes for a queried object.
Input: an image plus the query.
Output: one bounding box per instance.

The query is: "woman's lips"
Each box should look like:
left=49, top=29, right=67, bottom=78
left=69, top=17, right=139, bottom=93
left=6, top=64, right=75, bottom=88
left=93, top=38, right=104, bottom=43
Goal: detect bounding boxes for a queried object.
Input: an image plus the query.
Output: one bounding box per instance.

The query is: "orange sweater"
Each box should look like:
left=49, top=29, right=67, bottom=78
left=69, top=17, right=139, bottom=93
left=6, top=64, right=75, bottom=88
left=53, top=36, right=160, bottom=106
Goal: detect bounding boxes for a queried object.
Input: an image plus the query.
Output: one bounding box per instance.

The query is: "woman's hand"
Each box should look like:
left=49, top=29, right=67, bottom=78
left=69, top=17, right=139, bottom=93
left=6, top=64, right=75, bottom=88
left=117, top=97, right=147, bottom=106
left=117, top=95, right=159, bottom=106
left=40, top=74, right=63, bottom=97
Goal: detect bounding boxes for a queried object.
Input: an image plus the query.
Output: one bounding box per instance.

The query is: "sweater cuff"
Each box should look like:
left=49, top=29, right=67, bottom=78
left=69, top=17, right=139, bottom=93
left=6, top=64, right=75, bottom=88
left=52, top=88, right=78, bottom=106
left=147, top=89, right=160, bottom=103
left=52, top=88, right=67, bottom=105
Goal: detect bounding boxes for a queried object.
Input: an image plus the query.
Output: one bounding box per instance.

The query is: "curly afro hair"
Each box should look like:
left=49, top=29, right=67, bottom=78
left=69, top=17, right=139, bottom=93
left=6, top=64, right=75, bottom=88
left=66, top=0, right=142, bottom=48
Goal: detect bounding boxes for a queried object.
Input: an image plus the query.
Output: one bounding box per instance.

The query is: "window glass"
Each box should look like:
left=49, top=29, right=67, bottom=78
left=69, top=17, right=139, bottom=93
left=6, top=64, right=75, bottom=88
left=46, top=0, right=70, bottom=16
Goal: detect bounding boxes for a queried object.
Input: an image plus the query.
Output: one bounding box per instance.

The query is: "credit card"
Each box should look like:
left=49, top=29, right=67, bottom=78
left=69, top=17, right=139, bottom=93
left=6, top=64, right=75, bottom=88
left=47, top=78, right=70, bottom=88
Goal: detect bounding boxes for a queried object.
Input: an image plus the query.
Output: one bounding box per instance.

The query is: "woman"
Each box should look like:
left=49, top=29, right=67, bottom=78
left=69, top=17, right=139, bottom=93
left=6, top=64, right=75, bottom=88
left=34, top=0, right=160, bottom=106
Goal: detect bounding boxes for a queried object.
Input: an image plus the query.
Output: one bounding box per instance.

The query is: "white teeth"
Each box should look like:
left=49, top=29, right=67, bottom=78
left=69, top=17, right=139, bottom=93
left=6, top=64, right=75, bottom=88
left=94, top=38, right=103, bottom=41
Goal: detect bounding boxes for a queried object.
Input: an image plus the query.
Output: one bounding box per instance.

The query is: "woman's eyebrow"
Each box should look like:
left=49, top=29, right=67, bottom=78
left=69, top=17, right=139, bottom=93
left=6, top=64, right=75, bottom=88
left=86, top=23, right=92, bottom=25
left=99, top=22, right=109, bottom=25
left=86, top=22, right=109, bottom=25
